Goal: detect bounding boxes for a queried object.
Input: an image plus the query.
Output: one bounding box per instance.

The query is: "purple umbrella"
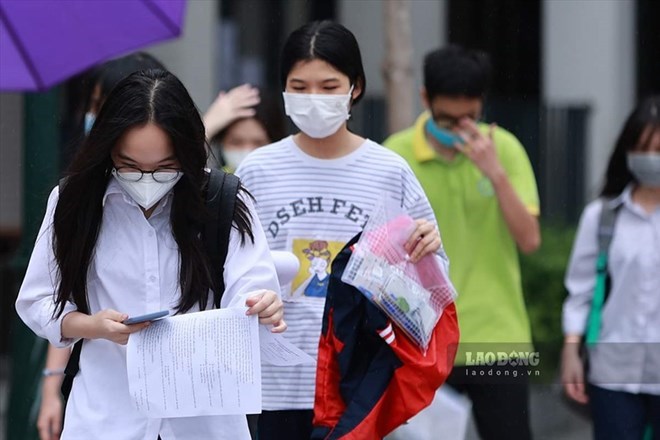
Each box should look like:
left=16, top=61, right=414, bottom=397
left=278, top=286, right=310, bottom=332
left=0, top=0, right=186, bottom=91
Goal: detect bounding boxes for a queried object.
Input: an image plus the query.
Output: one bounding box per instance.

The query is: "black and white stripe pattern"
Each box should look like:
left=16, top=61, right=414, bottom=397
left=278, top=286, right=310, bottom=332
left=236, top=136, right=438, bottom=410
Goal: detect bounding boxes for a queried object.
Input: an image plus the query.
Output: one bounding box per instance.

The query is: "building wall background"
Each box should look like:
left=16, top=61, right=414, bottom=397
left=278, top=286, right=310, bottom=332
left=0, top=94, right=23, bottom=232
left=0, top=0, right=649, bottom=234
left=543, top=0, right=636, bottom=197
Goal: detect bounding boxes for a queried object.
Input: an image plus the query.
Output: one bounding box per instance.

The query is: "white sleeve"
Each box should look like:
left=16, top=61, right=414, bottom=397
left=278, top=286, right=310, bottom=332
left=562, top=200, right=601, bottom=335
left=15, top=186, right=78, bottom=348
left=400, top=163, right=450, bottom=273
left=220, top=191, right=280, bottom=309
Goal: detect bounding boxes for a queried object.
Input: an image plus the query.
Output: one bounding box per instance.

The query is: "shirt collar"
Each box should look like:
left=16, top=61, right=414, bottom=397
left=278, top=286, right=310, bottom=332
left=412, top=112, right=437, bottom=163
left=612, top=183, right=660, bottom=218
left=604, top=184, right=632, bottom=211
left=102, top=177, right=125, bottom=207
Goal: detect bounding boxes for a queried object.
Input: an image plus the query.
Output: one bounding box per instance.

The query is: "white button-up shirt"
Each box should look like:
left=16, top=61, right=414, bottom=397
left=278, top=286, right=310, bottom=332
left=563, top=185, right=660, bottom=394
left=16, top=178, right=280, bottom=439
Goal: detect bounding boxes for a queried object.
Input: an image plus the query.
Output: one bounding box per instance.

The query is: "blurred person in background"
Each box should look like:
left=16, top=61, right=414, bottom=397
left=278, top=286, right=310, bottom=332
left=204, top=86, right=286, bottom=172
left=36, top=51, right=165, bottom=440
left=385, top=45, right=540, bottom=440
left=236, top=20, right=449, bottom=440
left=562, top=95, right=660, bottom=440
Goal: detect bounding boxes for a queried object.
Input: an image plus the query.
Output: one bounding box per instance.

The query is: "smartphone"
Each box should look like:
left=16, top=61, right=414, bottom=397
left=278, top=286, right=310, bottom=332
left=124, top=310, right=169, bottom=325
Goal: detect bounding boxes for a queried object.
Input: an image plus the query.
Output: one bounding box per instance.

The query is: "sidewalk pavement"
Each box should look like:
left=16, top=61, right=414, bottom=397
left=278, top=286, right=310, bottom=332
left=464, top=383, right=592, bottom=440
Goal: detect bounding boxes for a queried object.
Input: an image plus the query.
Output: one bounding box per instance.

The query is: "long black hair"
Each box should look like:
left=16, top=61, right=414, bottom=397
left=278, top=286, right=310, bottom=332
left=64, top=52, right=166, bottom=167
left=280, top=20, right=366, bottom=105
left=601, top=95, right=660, bottom=197
left=94, top=52, right=165, bottom=110
left=53, top=69, right=254, bottom=317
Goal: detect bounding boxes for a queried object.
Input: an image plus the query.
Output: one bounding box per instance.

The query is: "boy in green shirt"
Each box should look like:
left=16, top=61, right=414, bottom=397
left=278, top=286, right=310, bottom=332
left=385, top=45, right=540, bottom=440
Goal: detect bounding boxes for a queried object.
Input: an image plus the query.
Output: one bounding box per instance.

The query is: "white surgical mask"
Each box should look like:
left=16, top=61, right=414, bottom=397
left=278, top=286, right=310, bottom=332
left=223, top=149, right=252, bottom=170
left=282, top=86, right=353, bottom=139
left=112, top=169, right=182, bottom=210
left=627, top=152, right=660, bottom=188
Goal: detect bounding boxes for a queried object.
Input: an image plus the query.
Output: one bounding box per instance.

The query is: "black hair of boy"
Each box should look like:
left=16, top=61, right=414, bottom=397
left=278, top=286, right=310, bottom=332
left=423, top=45, right=492, bottom=100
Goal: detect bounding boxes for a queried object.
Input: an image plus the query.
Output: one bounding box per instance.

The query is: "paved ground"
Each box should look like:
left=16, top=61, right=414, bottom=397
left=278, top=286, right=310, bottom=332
left=0, top=366, right=590, bottom=440
left=464, top=383, right=591, bottom=440
left=388, top=382, right=592, bottom=440
left=0, top=355, right=8, bottom=440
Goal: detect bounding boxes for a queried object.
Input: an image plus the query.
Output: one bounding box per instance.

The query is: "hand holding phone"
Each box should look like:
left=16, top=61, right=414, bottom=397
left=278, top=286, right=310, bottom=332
left=123, top=310, right=169, bottom=325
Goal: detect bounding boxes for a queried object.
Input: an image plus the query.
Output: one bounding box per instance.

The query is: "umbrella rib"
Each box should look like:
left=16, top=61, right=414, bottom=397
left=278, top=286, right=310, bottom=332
left=0, top=3, right=45, bottom=90
left=140, top=0, right=180, bottom=36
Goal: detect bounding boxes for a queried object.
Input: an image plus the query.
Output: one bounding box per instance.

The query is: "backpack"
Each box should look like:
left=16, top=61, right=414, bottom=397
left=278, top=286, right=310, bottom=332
left=60, top=168, right=240, bottom=400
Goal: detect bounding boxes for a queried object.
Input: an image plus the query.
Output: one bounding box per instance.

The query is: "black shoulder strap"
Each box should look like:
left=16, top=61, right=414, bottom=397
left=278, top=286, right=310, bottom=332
left=204, top=168, right=241, bottom=308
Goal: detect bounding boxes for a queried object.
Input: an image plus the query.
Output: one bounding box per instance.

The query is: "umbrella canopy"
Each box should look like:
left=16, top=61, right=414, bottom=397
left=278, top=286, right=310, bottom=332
left=0, top=0, right=186, bottom=91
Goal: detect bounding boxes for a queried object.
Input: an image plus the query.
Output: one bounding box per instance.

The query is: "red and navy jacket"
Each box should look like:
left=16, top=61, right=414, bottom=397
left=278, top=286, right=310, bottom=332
left=312, top=234, right=460, bottom=440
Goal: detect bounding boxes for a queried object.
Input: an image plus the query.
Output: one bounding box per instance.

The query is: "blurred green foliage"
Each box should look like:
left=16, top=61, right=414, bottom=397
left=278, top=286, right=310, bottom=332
left=520, top=223, right=577, bottom=379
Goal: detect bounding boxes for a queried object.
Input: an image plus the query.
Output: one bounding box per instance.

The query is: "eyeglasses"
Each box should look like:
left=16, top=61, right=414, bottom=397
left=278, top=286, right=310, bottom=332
left=433, top=114, right=482, bottom=130
left=112, top=166, right=182, bottom=183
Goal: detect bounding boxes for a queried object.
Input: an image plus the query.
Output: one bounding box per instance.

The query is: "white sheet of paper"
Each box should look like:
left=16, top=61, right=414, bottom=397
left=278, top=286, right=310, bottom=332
left=259, top=326, right=316, bottom=366
left=126, top=308, right=261, bottom=418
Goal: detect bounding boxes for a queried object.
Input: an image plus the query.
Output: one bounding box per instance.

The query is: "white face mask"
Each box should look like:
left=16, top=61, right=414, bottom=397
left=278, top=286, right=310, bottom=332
left=112, top=169, right=182, bottom=210
left=223, top=149, right=253, bottom=170
left=627, top=152, right=660, bottom=188
left=282, top=86, right=353, bottom=139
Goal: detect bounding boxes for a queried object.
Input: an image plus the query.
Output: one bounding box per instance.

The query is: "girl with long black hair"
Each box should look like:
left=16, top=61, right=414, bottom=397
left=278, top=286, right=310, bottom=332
left=16, top=69, right=285, bottom=440
left=562, top=95, right=660, bottom=439
left=37, top=52, right=166, bottom=440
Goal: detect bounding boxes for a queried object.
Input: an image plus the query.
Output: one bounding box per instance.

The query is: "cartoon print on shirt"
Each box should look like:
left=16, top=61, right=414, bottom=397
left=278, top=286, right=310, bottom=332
left=290, top=238, right=344, bottom=299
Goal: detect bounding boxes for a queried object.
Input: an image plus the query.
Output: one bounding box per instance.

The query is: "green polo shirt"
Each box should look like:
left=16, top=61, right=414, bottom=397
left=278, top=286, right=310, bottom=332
left=384, top=113, right=539, bottom=364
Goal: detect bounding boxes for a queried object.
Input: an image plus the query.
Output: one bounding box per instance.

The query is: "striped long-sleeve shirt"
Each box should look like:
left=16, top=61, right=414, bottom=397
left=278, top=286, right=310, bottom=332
left=236, top=135, right=445, bottom=410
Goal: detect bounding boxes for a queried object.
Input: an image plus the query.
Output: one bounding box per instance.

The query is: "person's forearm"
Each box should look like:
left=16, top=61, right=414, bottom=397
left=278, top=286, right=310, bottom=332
left=564, top=334, right=582, bottom=343
left=41, top=345, right=70, bottom=398
left=61, top=311, right=96, bottom=340
left=43, top=345, right=70, bottom=376
left=490, top=170, right=541, bottom=254
left=563, top=334, right=582, bottom=356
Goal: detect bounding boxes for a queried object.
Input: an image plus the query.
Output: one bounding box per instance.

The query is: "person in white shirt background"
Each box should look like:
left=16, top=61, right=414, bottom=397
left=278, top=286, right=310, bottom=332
left=561, top=95, right=660, bottom=440
left=236, top=20, right=447, bottom=440
left=36, top=51, right=167, bottom=440
left=15, top=69, right=286, bottom=440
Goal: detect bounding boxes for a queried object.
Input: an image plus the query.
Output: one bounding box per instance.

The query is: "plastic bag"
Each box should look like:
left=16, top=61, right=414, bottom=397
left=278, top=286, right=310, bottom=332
left=342, top=200, right=457, bottom=351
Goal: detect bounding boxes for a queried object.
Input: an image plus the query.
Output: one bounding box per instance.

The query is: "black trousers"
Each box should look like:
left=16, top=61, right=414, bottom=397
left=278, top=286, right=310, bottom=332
left=589, top=384, right=660, bottom=440
left=446, top=365, right=533, bottom=440
left=257, top=409, right=314, bottom=440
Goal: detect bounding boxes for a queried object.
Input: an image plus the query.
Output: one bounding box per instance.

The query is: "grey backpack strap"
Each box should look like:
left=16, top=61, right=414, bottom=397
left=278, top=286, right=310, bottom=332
left=597, top=200, right=619, bottom=255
